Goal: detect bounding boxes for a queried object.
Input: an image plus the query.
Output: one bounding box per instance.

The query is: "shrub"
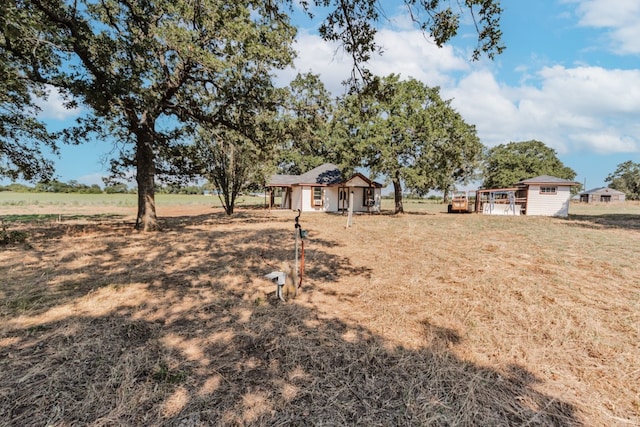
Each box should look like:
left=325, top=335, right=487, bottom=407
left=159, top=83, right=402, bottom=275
left=0, top=224, right=28, bottom=246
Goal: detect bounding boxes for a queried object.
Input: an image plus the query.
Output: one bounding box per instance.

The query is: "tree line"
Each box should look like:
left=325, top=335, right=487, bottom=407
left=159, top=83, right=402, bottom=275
left=0, top=181, right=207, bottom=195
left=1, top=0, right=505, bottom=230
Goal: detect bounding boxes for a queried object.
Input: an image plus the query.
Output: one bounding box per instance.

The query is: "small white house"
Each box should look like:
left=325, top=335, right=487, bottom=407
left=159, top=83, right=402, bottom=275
left=478, top=175, right=579, bottom=217
left=267, top=163, right=382, bottom=213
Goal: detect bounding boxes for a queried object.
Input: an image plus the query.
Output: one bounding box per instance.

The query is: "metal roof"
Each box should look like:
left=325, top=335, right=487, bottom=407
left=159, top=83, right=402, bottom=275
left=580, top=187, right=626, bottom=195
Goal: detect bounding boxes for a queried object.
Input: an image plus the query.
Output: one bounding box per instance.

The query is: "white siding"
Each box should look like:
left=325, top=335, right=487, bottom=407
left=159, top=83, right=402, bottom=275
left=353, top=187, right=381, bottom=212
left=526, top=185, right=572, bottom=217
left=292, top=184, right=380, bottom=213
left=291, top=187, right=303, bottom=211
left=352, top=188, right=365, bottom=211
left=482, top=203, right=521, bottom=215
left=324, top=187, right=339, bottom=211
left=301, top=186, right=314, bottom=211
left=298, top=186, right=331, bottom=212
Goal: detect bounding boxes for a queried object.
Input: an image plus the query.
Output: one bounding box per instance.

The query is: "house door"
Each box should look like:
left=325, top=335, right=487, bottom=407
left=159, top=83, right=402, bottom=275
left=339, top=188, right=349, bottom=211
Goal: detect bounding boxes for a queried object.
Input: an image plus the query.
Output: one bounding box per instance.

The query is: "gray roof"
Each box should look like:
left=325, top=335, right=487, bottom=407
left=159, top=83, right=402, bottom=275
left=580, top=187, right=625, bottom=195
left=267, top=163, right=343, bottom=187
left=515, top=175, right=580, bottom=186
left=299, top=163, right=343, bottom=185
left=268, top=174, right=299, bottom=186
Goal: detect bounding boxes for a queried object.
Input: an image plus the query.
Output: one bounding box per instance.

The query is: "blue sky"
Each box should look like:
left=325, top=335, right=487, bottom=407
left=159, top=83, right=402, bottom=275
left=25, top=0, right=640, bottom=191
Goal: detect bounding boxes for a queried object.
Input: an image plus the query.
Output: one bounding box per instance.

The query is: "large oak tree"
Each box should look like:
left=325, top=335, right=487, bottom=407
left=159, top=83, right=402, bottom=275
left=335, top=74, right=482, bottom=213
left=2, top=0, right=296, bottom=230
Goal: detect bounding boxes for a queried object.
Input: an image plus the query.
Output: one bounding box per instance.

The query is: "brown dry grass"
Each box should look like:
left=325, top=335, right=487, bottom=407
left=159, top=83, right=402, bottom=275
left=1, top=200, right=639, bottom=426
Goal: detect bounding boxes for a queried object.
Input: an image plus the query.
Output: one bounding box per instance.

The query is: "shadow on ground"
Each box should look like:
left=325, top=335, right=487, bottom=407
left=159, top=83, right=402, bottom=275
left=0, top=215, right=581, bottom=426
left=566, top=213, right=640, bottom=231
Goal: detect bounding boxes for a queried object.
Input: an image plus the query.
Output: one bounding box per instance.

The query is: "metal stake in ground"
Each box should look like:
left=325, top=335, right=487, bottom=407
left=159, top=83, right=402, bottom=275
left=294, top=209, right=306, bottom=288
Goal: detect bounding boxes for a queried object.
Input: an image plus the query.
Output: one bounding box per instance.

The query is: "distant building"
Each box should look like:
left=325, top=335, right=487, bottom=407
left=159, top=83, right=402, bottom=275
left=579, top=187, right=626, bottom=203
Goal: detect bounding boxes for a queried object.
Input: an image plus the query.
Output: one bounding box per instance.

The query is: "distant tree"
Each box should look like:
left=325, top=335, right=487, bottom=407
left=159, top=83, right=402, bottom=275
left=85, top=184, right=102, bottom=194
left=483, top=140, right=576, bottom=189
left=196, top=125, right=274, bottom=215
left=104, top=183, right=129, bottom=194
left=1, top=183, right=33, bottom=192
left=180, top=186, right=205, bottom=195
left=605, top=161, right=640, bottom=200
left=34, top=180, right=73, bottom=193
left=335, top=75, right=482, bottom=213
left=65, top=180, right=102, bottom=193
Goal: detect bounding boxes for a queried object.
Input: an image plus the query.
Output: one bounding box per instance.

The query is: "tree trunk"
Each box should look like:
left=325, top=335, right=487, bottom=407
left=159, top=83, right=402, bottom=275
left=393, top=171, right=404, bottom=214
left=135, top=128, right=159, bottom=231
left=443, top=184, right=452, bottom=204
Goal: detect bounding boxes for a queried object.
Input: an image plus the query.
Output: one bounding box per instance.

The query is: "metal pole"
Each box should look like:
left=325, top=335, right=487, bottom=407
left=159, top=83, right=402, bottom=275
left=294, top=209, right=301, bottom=280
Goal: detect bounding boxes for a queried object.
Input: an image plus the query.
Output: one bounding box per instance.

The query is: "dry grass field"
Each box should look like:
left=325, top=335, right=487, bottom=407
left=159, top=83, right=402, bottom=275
left=1, top=197, right=639, bottom=426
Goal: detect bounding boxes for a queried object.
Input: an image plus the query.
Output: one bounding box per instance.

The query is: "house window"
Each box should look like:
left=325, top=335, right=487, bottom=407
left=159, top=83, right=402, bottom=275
left=540, top=186, right=557, bottom=194
left=363, top=187, right=375, bottom=207
left=312, top=187, right=323, bottom=207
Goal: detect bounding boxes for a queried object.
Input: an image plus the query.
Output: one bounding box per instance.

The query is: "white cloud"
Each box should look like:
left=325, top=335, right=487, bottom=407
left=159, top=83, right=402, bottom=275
left=368, top=29, right=469, bottom=85
left=34, top=85, right=81, bottom=121
left=448, top=65, right=640, bottom=155
left=285, top=12, right=640, bottom=159
left=569, top=132, right=639, bottom=154
left=281, top=27, right=468, bottom=95
left=538, top=66, right=640, bottom=113
left=566, top=0, right=640, bottom=55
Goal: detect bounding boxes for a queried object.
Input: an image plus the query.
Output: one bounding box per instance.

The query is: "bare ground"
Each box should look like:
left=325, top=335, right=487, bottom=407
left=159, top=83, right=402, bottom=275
left=1, top=203, right=639, bottom=426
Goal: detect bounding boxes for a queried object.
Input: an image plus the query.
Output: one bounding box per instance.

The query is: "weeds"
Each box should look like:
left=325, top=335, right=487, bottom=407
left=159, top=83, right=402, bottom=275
left=0, top=202, right=638, bottom=425
left=152, top=363, right=188, bottom=384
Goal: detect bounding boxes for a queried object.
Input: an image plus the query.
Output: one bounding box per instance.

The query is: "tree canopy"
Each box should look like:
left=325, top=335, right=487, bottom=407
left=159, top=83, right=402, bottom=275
left=0, top=2, right=59, bottom=182
left=483, top=140, right=576, bottom=189
left=1, top=0, right=504, bottom=230
left=2, top=0, right=297, bottom=230
left=276, top=73, right=336, bottom=175
left=605, top=160, right=640, bottom=200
